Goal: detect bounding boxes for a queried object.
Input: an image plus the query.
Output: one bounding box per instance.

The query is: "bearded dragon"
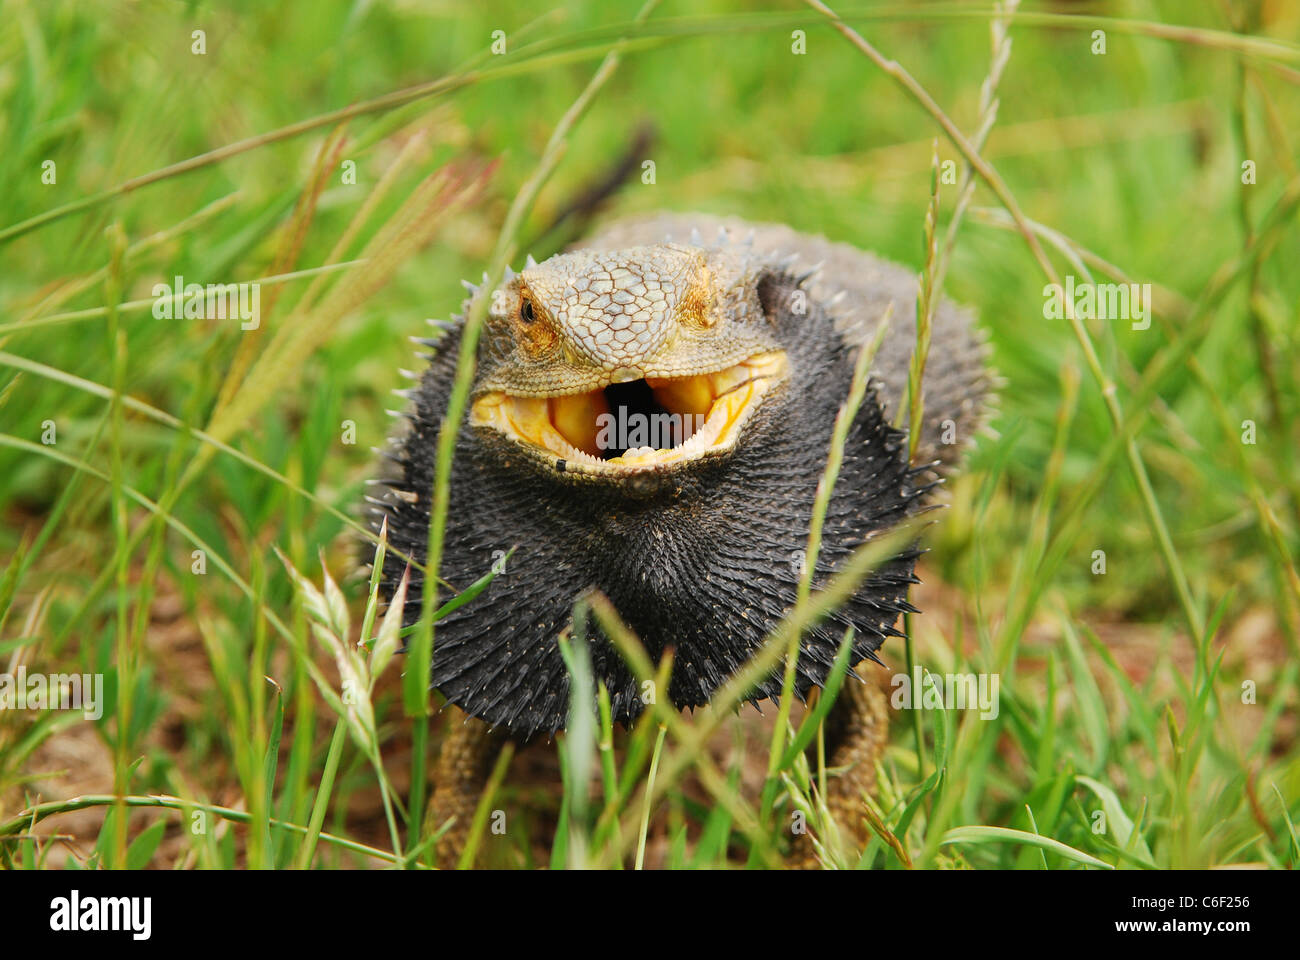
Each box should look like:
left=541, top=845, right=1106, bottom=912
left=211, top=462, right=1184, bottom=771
left=367, top=212, right=990, bottom=866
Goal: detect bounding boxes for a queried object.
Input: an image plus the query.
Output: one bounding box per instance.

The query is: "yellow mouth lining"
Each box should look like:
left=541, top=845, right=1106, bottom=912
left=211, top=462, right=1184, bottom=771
left=470, top=351, right=788, bottom=471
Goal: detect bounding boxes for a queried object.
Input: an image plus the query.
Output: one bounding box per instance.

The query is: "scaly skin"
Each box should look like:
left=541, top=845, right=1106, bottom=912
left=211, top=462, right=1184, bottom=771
left=789, top=666, right=891, bottom=868
left=426, top=708, right=506, bottom=867
left=372, top=214, right=990, bottom=867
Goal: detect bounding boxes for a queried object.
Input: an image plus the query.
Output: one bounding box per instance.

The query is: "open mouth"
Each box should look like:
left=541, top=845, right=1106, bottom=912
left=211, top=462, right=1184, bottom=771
left=470, top=351, right=788, bottom=474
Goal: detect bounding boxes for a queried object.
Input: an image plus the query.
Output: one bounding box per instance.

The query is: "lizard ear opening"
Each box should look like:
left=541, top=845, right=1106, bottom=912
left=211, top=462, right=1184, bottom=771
left=756, top=270, right=801, bottom=327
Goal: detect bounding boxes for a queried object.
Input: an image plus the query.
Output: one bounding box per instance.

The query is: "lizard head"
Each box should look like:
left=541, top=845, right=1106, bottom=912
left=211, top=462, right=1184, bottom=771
left=469, top=243, right=789, bottom=480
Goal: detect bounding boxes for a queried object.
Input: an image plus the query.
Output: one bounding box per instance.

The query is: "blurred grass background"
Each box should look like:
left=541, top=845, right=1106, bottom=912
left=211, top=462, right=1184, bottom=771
left=0, top=0, right=1297, bottom=869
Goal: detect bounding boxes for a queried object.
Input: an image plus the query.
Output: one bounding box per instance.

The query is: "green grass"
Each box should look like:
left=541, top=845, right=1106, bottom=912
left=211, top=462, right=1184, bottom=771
left=0, top=0, right=1297, bottom=869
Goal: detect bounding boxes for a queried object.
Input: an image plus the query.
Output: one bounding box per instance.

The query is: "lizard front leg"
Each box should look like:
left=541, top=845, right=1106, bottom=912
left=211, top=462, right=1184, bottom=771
left=426, top=708, right=506, bottom=867
left=790, top=664, right=890, bottom=868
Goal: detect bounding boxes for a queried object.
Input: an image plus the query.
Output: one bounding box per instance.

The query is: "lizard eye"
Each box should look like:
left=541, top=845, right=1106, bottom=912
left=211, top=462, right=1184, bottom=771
left=520, top=297, right=537, bottom=325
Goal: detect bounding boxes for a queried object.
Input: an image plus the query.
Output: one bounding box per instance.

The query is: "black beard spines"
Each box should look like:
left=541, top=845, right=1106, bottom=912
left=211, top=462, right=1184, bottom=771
left=369, top=292, right=925, bottom=739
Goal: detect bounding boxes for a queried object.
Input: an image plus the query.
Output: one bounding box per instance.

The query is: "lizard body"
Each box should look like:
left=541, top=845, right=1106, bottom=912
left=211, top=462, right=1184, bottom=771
left=368, top=213, right=990, bottom=864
